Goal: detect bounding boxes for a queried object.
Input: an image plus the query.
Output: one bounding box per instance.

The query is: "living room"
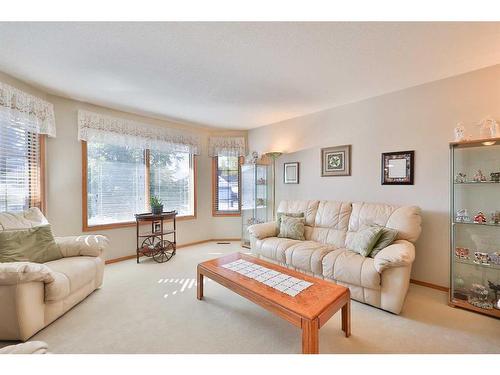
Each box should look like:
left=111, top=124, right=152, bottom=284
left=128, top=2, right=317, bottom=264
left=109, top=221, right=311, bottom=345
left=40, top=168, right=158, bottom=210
left=1, top=1, right=499, bottom=373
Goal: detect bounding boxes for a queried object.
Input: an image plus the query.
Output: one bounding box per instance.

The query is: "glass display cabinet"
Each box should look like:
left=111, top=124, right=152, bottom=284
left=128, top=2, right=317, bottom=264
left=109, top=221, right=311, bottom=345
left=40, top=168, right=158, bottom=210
left=450, top=137, right=500, bottom=318
left=241, top=163, right=271, bottom=248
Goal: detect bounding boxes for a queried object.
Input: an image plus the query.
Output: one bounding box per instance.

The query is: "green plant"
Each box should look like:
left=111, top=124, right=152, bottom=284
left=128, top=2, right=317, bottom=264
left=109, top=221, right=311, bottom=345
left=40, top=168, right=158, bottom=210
left=150, top=196, right=163, bottom=208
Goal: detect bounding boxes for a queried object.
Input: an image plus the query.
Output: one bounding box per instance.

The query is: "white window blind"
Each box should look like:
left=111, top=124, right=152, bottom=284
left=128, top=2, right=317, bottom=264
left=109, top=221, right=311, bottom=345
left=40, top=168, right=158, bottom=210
left=86, top=142, right=195, bottom=226
left=0, top=121, right=41, bottom=212
left=150, top=151, right=194, bottom=216
left=214, top=154, right=240, bottom=213
left=87, top=142, right=146, bottom=226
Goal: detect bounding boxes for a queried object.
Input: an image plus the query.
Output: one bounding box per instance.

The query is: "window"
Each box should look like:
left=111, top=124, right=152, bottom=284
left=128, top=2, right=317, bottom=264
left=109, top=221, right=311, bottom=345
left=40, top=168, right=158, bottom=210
left=83, top=141, right=196, bottom=230
left=212, top=153, right=241, bottom=216
left=0, top=121, right=44, bottom=213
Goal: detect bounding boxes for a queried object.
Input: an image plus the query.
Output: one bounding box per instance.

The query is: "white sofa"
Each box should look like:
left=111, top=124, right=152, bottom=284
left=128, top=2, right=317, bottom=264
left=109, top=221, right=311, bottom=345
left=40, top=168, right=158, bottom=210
left=0, top=208, right=108, bottom=341
left=248, top=200, right=422, bottom=314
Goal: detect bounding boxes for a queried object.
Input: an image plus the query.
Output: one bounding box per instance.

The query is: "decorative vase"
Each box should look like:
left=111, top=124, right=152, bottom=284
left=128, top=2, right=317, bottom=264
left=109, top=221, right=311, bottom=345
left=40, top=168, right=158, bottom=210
left=152, top=205, right=163, bottom=215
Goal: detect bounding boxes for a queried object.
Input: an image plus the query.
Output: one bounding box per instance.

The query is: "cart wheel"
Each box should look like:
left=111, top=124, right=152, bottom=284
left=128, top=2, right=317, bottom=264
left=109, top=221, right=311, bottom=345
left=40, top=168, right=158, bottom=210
left=153, top=240, right=175, bottom=263
left=141, top=236, right=161, bottom=257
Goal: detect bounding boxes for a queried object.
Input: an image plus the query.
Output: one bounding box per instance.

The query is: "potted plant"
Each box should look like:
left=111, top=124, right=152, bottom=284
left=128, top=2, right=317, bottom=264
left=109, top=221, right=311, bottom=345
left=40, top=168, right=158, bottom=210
left=150, top=196, right=163, bottom=215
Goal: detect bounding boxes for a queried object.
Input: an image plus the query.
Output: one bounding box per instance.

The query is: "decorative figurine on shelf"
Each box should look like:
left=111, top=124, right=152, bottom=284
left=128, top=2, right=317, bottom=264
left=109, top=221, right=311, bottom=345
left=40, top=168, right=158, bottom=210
left=468, top=283, right=493, bottom=310
left=488, top=281, right=500, bottom=310
left=491, top=172, right=500, bottom=183
left=246, top=151, right=259, bottom=164
left=489, top=252, right=500, bottom=266
left=256, top=177, right=266, bottom=185
left=491, top=211, right=500, bottom=225
left=473, top=169, right=487, bottom=182
left=455, top=209, right=470, bottom=223
left=478, top=117, right=500, bottom=139
left=474, top=251, right=490, bottom=265
left=454, top=172, right=467, bottom=183
left=453, top=124, right=467, bottom=142
left=454, top=247, right=470, bottom=260
left=473, top=211, right=487, bottom=224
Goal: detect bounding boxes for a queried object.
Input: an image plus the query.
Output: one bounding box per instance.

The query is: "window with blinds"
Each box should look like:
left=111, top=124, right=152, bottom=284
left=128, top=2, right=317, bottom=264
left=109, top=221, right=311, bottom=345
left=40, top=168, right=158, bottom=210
left=0, top=121, right=42, bottom=213
left=85, top=142, right=195, bottom=227
left=213, top=154, right=241, bottom=216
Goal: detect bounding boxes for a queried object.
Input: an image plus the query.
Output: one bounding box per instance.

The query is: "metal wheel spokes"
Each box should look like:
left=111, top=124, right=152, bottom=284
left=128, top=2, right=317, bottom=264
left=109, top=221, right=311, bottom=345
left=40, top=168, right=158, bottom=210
left=141, top=236, right=161, bottom=257
left=152, top=240, right=176, bottom=263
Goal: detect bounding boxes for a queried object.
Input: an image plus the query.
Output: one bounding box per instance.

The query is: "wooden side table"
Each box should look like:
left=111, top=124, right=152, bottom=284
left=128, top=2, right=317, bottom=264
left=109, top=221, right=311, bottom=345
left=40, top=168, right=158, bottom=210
left=135, top=211, right=177, bottom=263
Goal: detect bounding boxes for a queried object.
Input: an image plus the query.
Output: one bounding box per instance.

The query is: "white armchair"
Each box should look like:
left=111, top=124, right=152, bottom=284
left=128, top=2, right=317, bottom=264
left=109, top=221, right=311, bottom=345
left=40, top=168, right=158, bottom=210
left=0, top=208, right=108, bottom=341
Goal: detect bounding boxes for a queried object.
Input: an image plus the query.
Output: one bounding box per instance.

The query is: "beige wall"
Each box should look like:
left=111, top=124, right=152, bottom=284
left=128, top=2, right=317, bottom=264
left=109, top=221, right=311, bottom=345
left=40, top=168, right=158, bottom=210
left=248, top=65, right=500, bottom=287
left=0, top=71, right=243, bottom=261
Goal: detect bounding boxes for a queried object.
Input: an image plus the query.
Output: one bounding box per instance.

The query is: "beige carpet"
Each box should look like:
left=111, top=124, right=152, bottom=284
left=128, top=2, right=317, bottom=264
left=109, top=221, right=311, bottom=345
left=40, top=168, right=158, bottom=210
left=2, top=241, right=499, bottom=353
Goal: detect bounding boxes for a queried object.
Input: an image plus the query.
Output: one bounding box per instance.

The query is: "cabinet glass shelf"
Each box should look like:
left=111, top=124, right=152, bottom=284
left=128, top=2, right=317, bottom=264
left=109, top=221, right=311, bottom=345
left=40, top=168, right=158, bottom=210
left=450, top=138, right=500, bottom=318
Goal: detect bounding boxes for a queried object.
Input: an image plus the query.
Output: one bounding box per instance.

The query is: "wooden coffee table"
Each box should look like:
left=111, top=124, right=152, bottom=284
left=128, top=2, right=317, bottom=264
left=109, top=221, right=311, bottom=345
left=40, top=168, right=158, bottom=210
left=196, top=252, right=350, bottom=354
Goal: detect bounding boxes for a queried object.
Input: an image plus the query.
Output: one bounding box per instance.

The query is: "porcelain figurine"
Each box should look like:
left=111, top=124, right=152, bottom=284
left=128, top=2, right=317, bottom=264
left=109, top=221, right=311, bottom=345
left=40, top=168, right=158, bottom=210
left=491, top=172, right=500, bottom=183
left=488, top=281, right=500, bottom=310
left=491, top=211, right=500, bottom=225
left=473, top=211, right=487, bottom=224
left=478, top=117, right=500, bottom=139
left=474, top=251, right=490, bottom=265
left=456, top=209, right=470, bottom=223
left=489, top=252, right=500, bottom=265
left=454, top=124, right=466, bottom=142
left=454, top=247, right=470, bottom=260
left=468, top=283, right=493, bottom=310
left=454, top=172, right=467, bottom=183
left=473, top=169, right=487, bottom=182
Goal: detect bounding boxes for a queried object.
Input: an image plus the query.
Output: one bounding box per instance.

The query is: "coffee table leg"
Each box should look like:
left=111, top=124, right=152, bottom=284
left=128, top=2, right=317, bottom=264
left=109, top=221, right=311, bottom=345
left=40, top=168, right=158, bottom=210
left=301, top=318, right=319, bottom=354
left=197, top=268, right=204, bottom=300
left=341, top=299, right=351, bottom=337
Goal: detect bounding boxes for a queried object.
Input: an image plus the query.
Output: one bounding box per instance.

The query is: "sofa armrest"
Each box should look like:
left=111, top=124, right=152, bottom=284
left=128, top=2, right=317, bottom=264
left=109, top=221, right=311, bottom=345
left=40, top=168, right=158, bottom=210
left=0, top=341, right=49, bottom=354
left=248, top=221, right=278, bottom=240
left=55, top=235, right=109, bottom=258
left=373, top=240, right=415, bottom=273
left=0, top=262, right=55, bottom=286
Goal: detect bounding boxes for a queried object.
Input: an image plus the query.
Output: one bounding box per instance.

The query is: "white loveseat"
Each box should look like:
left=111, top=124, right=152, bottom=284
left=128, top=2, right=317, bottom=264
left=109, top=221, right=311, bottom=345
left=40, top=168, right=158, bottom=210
left=248, top=200, right=422, bottom=314
left=0, top=208, right=108, bottom=341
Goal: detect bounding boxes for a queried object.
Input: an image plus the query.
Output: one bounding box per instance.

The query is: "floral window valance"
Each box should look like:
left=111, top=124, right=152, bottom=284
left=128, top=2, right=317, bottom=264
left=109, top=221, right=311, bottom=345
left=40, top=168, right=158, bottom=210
left=0, top=81, right=56, bottom=137
left=208, top=136, right=246, bottom=157
left=78, top=110, right=200, bottom=155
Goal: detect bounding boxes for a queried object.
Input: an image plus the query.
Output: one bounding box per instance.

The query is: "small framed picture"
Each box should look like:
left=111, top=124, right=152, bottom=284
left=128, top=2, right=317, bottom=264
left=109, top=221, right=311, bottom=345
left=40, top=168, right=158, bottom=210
left=321, top=145, right=351, bottom=177
left=284, top=162, right=299, bottom=184
left=381, top=150, right=414, bottom=185
left=153, top=222, right=162, bottom=233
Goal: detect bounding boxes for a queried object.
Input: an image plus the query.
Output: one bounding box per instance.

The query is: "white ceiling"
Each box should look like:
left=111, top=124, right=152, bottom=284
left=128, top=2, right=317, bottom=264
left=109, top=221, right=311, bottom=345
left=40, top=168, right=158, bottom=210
left=0, top=22, right=499, bottom=130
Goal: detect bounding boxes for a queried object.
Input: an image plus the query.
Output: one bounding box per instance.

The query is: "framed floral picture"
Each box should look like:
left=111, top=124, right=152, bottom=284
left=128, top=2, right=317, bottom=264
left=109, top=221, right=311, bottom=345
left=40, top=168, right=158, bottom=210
left=321, top=145, right=351, bottom=177
left=284, top=162, right=299, bottom=184
left=381, top=150, right=414, bottom=185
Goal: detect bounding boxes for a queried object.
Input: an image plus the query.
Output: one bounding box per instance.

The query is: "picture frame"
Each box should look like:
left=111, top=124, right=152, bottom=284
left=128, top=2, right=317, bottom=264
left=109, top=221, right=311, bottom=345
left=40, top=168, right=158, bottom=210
left=283, top=162, right=299, bottom=184
left=321, top=145, right=351, bottom=177
left=381, top=150, right=414, bottom=185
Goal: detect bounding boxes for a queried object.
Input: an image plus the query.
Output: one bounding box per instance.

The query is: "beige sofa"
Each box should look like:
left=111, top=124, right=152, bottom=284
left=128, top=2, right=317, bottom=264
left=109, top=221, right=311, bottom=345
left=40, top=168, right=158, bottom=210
left=0, top=208, right=108, bottom=341
left=248, top=200, right=422, bottom=314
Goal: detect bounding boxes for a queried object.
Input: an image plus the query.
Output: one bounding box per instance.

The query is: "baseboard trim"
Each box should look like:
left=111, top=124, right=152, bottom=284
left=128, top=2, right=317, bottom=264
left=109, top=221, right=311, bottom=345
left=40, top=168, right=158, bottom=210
left=410, top=279, right=449, bottom=292
left=104, top=238, right=241, bottom=265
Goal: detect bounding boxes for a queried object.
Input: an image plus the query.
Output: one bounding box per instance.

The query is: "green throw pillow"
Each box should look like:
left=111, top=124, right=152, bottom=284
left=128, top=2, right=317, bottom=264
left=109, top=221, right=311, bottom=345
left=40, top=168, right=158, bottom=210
left=370, top=226, right=398, bottom=258
left=347, top=225, right=384, bottom=257
left=0, top=225, right=63, bottom=263
left=277, top=216, right=305, bottom=240
left=276, top=211, right=304, bottom=233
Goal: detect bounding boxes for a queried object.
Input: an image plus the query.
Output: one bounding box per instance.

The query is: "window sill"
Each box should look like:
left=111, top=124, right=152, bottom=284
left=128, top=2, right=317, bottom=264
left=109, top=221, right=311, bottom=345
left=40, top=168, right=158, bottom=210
left=212, top=212, right=241, bottom=217
left=83, top=214, right=196, bottom=232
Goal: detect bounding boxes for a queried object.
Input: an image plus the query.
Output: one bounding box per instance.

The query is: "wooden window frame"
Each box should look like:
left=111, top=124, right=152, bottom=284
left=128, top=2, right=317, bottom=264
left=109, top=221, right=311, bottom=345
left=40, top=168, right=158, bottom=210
left=82, top=141, right=197, bottom=232
left=212, top=155, right=242, bottom=217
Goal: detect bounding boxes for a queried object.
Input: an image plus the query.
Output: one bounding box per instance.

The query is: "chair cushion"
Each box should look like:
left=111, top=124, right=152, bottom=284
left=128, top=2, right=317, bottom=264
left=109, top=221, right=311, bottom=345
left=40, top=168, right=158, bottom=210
left=284, top=241, right=336, bottom=275
left=322, top=248, right=381, bottom=289
left=44, top=256, right=100, bottom=300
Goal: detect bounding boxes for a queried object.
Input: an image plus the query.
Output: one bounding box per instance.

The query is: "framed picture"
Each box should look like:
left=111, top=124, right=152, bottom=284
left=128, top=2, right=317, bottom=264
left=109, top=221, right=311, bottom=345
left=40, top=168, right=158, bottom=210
left=284, top=162, right=299, bottom=184
left=381, top=150, right=414, bottom=185
left=321, top=145, right=351, bottom=177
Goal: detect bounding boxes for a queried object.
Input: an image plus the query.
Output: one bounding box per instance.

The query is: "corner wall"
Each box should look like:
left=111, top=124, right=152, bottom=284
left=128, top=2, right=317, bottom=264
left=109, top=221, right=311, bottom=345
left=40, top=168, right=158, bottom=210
left=248, top=65, right=500, bottom=287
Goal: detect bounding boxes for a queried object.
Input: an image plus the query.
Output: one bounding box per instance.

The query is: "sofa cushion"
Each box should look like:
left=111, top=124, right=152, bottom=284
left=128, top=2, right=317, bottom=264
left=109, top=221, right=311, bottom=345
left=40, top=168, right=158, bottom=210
left=345, top=225, right=383, bottom=257
left=254, top=237, right=301, bottom=263
left=0, top=225, right=63, bottom=263
left=284, top=241, right=336, bottom=275
left=276, top=200, right=319, bottom=226
left=44, top=256, right=100, bottom=298
left=370, top=226, right=399, bottom=258
left=313, top=200, right=352, bottom=231
left=0, top=207, right=48, bottom=231
left=276, top=211, right=304, bottom=232
left=322, top=248, right=381, bottom=289
left=278, top=216, right=305, bottom=240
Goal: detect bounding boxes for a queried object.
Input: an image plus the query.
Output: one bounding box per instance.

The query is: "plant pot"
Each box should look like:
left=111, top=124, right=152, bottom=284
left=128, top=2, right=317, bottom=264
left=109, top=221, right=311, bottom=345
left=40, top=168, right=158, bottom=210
left=152, top=205, right=163, bottom=215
